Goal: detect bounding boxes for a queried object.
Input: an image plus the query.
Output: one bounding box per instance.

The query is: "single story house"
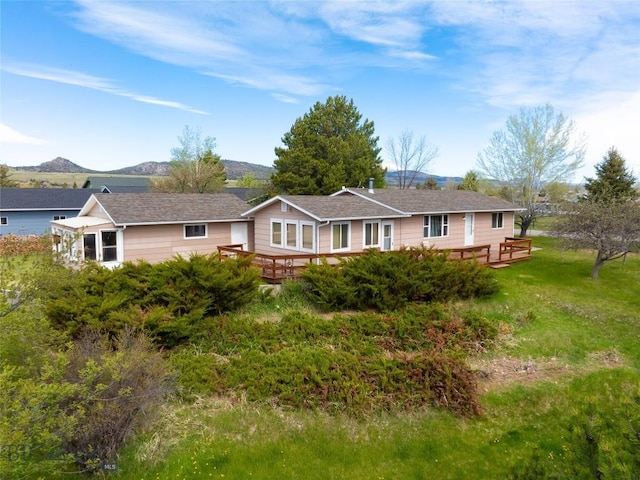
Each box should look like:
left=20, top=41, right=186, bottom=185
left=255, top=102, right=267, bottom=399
left=50, top=188, right=526, bottom=272
left=0, top=188, right=101, bottom=236
left=242, top=187, right=523, bottom=257
left=51, top=193, right=253, bottom=267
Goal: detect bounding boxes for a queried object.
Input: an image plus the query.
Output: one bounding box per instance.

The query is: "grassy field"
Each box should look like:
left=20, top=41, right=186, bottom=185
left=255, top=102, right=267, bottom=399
left=44, top=237, right=640, bottom=478
left=6, top=170, right=161, bottom=188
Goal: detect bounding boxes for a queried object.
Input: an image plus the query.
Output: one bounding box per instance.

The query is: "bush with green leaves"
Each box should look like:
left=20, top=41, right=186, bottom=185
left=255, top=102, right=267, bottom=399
left=44, top=253, right=261, bottom=346
left=173, top=305, right=497, bottom=416
left=0, top=306, right=78, bottom=479
left=302, top=247, right=499, bottom=311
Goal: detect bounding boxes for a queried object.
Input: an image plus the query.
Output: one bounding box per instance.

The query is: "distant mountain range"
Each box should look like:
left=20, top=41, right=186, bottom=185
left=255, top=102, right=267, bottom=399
left=13, top=157, right=274, bottom=180
left=12, top=157, right=462, bottom=186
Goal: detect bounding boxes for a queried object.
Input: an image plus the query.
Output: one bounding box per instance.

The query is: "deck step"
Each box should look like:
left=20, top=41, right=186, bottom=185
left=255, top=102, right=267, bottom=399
left=489, top=263, right=510, bottom=269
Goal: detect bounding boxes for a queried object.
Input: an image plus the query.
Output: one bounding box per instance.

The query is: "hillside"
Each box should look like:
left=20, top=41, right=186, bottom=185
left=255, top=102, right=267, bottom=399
left=11, top=157, right=461, bottom=186
left=12, top=157, right=275, bottom=180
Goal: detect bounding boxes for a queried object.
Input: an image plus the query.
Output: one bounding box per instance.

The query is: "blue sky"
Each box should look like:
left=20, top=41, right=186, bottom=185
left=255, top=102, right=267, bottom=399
left=1, top=1, right=639, bottom=180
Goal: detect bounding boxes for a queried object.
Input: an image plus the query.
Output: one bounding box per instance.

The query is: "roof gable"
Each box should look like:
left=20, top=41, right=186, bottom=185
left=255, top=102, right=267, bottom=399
left=243, top=194, right=406, bottom=221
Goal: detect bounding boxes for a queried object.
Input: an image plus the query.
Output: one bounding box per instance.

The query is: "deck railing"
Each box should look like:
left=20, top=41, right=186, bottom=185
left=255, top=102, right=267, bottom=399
left=219, top=239, right=532, bottom=283
left=499, top=237, right=532, bottom=263
left=217, top=245, right=368, bottom=282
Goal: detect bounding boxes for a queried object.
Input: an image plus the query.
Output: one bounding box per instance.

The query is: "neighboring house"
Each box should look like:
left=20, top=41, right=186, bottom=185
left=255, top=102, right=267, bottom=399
left=242, top=187, right=522, bottom=257
left=82, top=176, right=151, bottom=191
left=51, top=193, right=253, bottom=267
left=0, top=188, right=100, bottom=236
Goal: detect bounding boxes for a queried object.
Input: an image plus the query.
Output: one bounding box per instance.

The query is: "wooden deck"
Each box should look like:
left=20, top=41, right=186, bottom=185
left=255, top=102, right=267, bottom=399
left=218, top=238, right=532, bottom=284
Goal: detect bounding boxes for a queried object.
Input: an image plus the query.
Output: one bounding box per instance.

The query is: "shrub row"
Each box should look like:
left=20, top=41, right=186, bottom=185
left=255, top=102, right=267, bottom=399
left=301, top=247, right=500, bottom=311
left=43, top=253, right=261, bottom=347
left=172, top=305, right=499, bottom=416
left=0, top=234, right=51, bottom=256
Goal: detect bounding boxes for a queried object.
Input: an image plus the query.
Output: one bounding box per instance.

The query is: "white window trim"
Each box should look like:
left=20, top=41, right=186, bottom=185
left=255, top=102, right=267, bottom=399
left=331, top=221, right=351, bottom=253
left=184, top=223, right=208, bottom=239
left=423, top=214, right=449, bottom=238
left=284, top=220, right=298, bottom=250
left=363, top=220, right=381, bottom=249
left=270, top=218, right=283, bottom=247
left=300, top=221, right=315, bottom=252
left=492, top=212, right=504, bottom=229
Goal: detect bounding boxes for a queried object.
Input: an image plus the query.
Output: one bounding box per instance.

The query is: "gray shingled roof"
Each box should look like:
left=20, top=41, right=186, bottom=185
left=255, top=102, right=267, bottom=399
left=280, top=194, right=406, bottom=220
left=0, top=188, right=101, bottom=211
left=91, top=193, right=251, bottom=225
left=83, top=176, right=151, bottom=189
left=341, top=189, right=522, bottom=214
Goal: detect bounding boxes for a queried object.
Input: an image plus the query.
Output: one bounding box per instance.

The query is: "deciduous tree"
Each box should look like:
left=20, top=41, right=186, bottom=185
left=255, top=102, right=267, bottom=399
left=477, top=104, right=586, bottom=236
left=153, top=126, right=226, bottom=193
left=386, top=130, right=439, bottom=189
left=554, top=148, right=640, bottom=278
left=272, top=96, right=386, bottom=195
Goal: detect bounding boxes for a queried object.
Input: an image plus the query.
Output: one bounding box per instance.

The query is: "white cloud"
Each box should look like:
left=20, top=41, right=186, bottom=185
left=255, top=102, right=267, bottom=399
left=0, top=124, right=44, bottom=145
left=2, top=63, right=208, bottom=114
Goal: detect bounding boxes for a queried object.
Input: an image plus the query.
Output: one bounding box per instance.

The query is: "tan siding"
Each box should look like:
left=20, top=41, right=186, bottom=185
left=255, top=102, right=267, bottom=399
left=122, top=222, right=234, bottom=263
left=253, top=201, right=318, bottom=255
left=87, top=202, right=110, bottom=219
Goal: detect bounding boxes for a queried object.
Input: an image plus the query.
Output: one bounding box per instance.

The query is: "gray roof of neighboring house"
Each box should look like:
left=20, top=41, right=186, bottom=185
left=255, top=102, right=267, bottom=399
left=83, top=176, right=151, bottom=189
left=0, top=188, right=101, bottom=211
left=338, top=188, right=522, bottom=214
left=87, top=193, right=251, bottom=225
left=100, top=185, right=150, bottom=193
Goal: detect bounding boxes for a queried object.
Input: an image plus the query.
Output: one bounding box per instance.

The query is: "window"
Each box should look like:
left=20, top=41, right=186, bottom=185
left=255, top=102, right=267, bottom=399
left=423, top=215, right=449, bottom=238
left=332, top=222, right=350, bottom=251
left=0, top=217, right=7, bottom=225
left=492, top=212, right=504, bottom=229
left=301, top=223, right=314, bottom=251
left=84, top=233, right=96, bottom=260
left=271, top=220, right=282, bottom=246
left=53, top=215, right=66, bottom=221
left=285, top=221, right=297, bottom=248
left=101, top=231, right=118, bottom=262
left=364, top=221, right=380, bottom=248
left=185, top=224, right=207, bottom=238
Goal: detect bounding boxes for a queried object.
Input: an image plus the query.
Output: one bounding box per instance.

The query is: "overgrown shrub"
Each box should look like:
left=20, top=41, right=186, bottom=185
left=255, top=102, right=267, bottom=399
left=179, top=306, right=495, bottom=416
left=63, top=328, right=173, bottom=472
left=302, top=247, right=499, bottom=311
left=43, top=253, right=261, bottom=347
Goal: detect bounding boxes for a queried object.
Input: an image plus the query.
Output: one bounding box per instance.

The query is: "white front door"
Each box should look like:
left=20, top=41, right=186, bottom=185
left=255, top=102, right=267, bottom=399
left=465, top=214, right=475, bottom=246
left=382, top=221, right=394, bottom=251
left=231, top=222, right=248, bottom=250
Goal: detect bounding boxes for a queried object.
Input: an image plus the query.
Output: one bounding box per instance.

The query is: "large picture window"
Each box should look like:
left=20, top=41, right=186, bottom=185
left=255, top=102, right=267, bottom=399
left=185, top=224, right=207, bottom=238
left=423, top=215, right=449, bottom=238
left=332, top=222, right=350, bottom=251
left=492, top=212, right=504, bottom=229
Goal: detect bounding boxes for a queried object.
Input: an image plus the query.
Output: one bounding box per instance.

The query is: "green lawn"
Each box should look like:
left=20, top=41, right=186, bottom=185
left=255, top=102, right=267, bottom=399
left=46, top=237, right=640, bottom=479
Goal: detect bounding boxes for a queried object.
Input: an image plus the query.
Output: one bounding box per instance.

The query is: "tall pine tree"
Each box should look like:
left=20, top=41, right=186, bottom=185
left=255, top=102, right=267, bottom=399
left=583, top=147, right=638, bottom=203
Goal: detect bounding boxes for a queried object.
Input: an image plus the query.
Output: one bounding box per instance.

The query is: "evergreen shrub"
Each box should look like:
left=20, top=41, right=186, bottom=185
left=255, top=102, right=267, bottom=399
left=302, top=247, right=499, bottom=311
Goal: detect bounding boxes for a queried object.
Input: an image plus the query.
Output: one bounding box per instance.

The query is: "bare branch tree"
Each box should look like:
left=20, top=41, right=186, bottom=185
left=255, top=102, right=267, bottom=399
left=386, top=130, right=439, bottom=189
